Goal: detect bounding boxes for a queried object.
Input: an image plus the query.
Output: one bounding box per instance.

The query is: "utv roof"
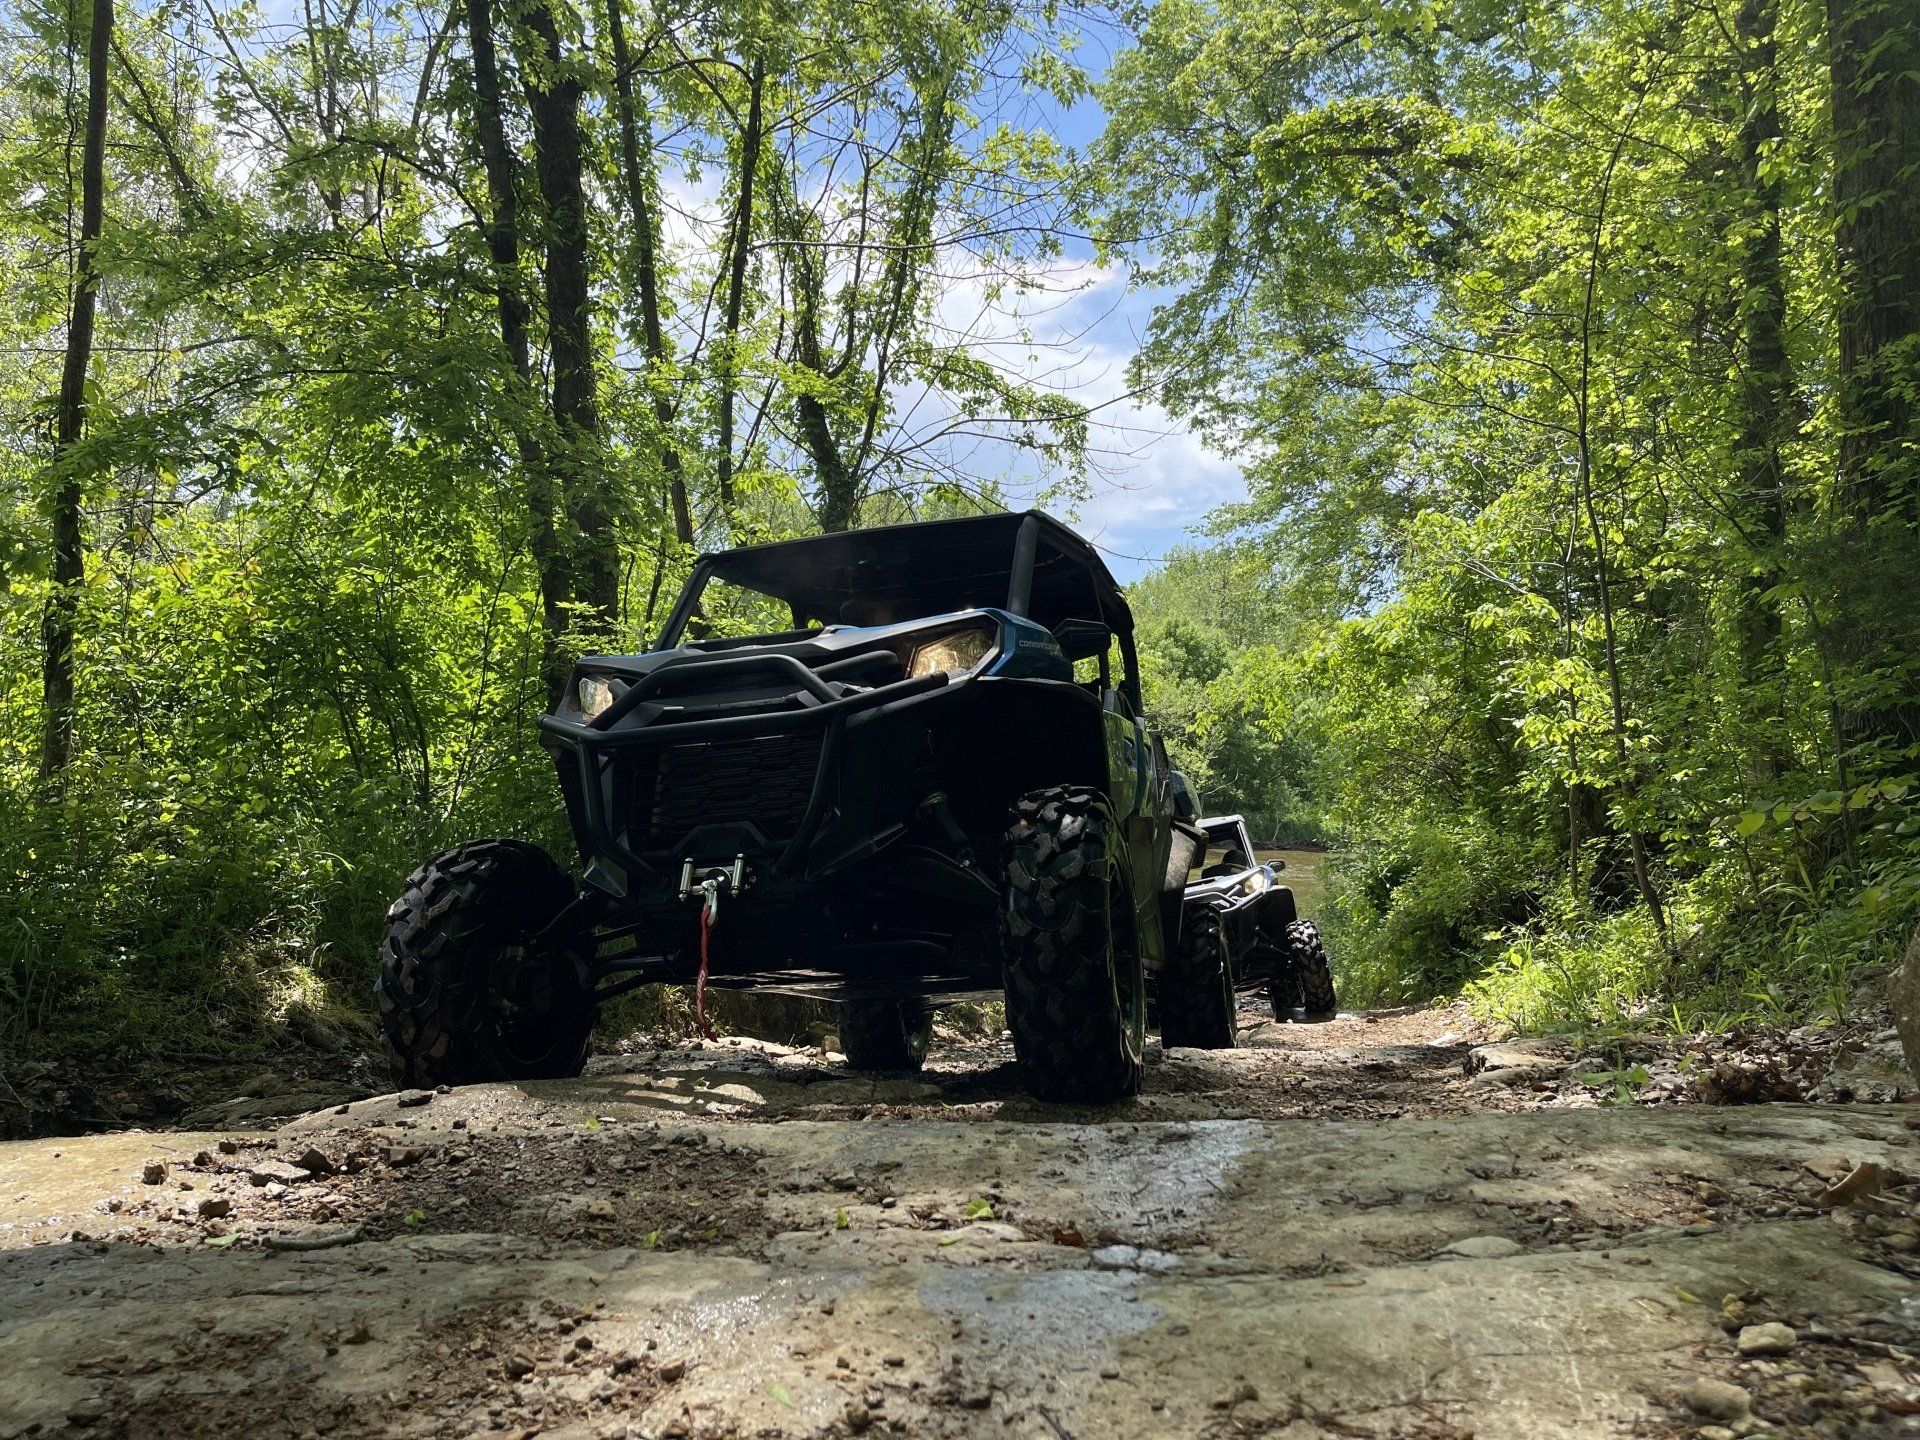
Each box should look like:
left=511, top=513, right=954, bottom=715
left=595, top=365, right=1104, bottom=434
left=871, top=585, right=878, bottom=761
left=689, top=510, right=1134, bottom=634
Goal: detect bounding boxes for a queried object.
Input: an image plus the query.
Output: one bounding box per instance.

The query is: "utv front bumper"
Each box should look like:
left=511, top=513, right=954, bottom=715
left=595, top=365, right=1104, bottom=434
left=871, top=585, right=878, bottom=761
left=539, top=650, right=954, bottom=901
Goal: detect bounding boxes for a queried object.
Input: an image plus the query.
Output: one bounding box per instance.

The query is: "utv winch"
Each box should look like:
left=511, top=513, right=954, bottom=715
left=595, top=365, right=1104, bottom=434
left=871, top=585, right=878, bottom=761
left=374, top=510, right=1326, bottom=1102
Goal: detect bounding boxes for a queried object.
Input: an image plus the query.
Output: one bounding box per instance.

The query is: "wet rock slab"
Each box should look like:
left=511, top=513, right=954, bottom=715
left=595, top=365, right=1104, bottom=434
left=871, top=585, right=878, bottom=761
left=3, top=1093, right=1917, bottom=1439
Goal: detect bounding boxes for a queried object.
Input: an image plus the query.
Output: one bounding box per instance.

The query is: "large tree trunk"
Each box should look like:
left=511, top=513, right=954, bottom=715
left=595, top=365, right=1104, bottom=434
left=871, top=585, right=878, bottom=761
left=1829, top=0, right=1920, bottom=523
left=521, top=0, right=617, bottom=633
left=1733, top=0, right=1796, bottom=782
left=846, top=76, right=955, bottom=488
left=463, top=0, right=568, bottom=687
left=39, top=0, right=113, bottom=778
left=714, top=60, right=765, bottom=517
left=801, top=392, right=855, bottom=531
left=604, top=0, right=691, bottom=546
left=787, top=74, right=955, bottom=532
left=1826, top=0, right=1920, bottom=759
left=782, top=196, right=856, bottom=530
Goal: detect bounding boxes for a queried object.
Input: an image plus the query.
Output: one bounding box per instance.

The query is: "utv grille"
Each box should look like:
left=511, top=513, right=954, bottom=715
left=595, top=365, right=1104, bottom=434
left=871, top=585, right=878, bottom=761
left=630, top=729, right=823, bottom=853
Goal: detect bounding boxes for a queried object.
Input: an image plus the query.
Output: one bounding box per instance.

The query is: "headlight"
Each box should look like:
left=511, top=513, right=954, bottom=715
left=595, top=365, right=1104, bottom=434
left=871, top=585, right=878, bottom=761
left=577, top=675, right=617, bottom=721
left=908, top=628, right=994, bottom=679
left=1240, top=868, right=1272, bottom=897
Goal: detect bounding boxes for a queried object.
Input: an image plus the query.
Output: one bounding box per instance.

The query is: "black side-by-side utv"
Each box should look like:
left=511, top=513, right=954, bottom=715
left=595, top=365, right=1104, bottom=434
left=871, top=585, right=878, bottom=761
left=375, top=511, right=1234, bottom=1102
left=1176, top=814, right=1337, bottom=1028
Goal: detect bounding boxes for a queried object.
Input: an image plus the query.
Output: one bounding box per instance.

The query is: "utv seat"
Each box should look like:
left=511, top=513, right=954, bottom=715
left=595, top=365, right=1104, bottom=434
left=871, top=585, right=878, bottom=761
left=1201, top=848, right=1251, bottom=879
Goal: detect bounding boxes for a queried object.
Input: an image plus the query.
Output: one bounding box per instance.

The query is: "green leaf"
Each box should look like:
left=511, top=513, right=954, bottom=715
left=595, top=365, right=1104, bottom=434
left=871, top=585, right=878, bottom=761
left=963, top=1197, right=994, bottom=1220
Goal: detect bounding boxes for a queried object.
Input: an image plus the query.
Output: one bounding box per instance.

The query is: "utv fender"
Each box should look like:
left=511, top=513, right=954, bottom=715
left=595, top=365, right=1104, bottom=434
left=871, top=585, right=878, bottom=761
left=964, top=676, right=1115, bottom=808
left=1161, top=821, right=1205, bottom=930
left=1256, top=885, right=1299, bottom=940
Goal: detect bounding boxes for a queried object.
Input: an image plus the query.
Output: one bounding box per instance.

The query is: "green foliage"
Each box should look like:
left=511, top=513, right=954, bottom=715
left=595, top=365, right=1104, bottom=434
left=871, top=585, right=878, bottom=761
left=0, top=0, right=1104, bottom=1086
left=1131, top=545, right=1330, bottom=843
left=1101, top=0, right=1920, bottom=1023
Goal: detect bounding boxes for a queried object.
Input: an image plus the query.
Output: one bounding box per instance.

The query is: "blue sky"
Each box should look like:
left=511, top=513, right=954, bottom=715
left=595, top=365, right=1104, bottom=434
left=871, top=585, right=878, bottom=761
left=975, top=262, right=1246, bottom=584
left=951, top=23, right=1245, bottom=584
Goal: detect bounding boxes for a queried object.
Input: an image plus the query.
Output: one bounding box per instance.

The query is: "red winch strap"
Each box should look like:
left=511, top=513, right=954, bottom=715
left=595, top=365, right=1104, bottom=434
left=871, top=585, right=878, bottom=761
left=694, top=902, right=717, bottom=1040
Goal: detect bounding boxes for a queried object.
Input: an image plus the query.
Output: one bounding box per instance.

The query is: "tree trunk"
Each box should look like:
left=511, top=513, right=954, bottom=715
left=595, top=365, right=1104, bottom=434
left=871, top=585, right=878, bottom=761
left=783, top=196, right=856, bottom=529
left=1895, top=920, right=1920, bottom=1084
left=802, top=392, right=855, bottom=531
left=1828, top=0, right=1920, bottom=524
left=1576, top=123, right=1668, bottom=941
left=604, top=0, right=692, bottom=546
left=39, top=0, right=112, bottom=778
left=788, top=72, right=955, bottom=530
left=1733, top=0, right=1796, bottom=782
left=715, top=60, right=765, bottom=516
left=463, top=0, right=567, bottom=685
left=521, top=0, right=617, bottom=632
left=1826, top=0, right=1920, bottom=761
left=847, top=75, right=956, bottom=486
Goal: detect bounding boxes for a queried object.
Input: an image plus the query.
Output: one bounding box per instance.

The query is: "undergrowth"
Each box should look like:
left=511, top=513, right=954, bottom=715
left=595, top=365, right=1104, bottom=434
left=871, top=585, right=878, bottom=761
left=1320, top=828, right=1919, bottom=1037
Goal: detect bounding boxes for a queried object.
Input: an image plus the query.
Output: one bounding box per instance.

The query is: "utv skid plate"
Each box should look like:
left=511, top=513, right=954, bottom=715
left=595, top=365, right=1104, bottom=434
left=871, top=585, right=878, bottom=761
left=552, top=880, right=1003, bottom=1009
left=577, top=928, right=1002, bottom=1009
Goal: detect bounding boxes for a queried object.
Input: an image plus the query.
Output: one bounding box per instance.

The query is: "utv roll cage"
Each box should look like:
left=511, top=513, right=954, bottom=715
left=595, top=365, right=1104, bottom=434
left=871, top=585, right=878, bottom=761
left=652, top=511, right=1145, bottom=709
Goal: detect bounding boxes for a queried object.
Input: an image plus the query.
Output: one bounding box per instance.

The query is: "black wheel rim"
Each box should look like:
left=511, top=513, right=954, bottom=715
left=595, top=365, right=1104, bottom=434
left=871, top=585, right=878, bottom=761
left=488, top=941, right=584, bottom=1069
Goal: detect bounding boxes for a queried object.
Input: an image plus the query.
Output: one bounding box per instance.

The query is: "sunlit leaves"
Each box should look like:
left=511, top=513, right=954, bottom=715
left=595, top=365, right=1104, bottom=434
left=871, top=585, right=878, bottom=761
left=1101, top=0, right=1920, bottom=1013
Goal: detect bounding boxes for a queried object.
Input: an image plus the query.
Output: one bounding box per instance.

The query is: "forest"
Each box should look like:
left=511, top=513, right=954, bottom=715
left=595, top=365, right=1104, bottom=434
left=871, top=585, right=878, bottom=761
left=0, top=0, right=1915, bottom=1108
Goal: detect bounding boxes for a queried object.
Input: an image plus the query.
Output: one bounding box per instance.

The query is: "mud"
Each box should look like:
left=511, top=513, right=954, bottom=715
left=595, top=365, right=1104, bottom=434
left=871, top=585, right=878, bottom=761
left=3, top=1006, right=1918, bottom=1438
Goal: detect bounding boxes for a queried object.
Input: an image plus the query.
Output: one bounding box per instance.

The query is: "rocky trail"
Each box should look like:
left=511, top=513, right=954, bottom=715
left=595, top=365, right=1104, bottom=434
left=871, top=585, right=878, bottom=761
left=3, top=1002, right=1918, bottom=1439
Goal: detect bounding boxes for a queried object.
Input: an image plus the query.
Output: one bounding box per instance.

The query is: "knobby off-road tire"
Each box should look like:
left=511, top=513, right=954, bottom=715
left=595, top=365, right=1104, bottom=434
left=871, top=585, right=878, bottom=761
left=838, top=999, right=934, bottom=1073
left=375, top=839, right=595, bottom=1088
left=1270, top=919, right=1337, bottom=1023
left=1160, top=910, right=1238, bottom=1050
left=1002, top=788, right=1146, bottom=1103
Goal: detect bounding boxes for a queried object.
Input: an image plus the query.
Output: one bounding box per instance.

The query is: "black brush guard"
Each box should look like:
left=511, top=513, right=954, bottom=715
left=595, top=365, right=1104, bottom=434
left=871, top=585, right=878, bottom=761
left=538, top=653, right=961, bottom=1000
